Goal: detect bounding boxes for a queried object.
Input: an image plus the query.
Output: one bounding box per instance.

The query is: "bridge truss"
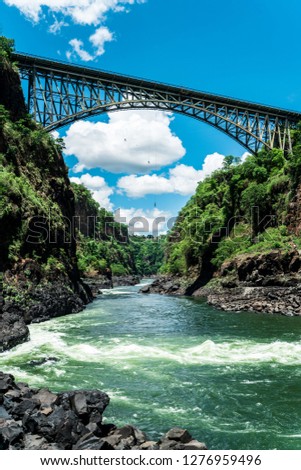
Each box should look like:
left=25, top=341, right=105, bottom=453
left=12, top=52, right=301, bottom=154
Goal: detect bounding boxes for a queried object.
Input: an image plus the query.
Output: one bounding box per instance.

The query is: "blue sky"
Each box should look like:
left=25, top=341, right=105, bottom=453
left=1, top=0, right=301, bottom=233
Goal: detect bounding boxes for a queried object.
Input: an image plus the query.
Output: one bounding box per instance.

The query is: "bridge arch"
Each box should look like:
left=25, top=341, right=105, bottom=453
left=12, top=52, right=301, bottom=155
left=48, top=99, right=274, bottom=155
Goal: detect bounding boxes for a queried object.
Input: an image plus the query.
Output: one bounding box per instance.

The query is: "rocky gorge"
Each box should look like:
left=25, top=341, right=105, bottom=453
left=3, top=33, right=301, bottom=452
left=0, top=40, right=147, bottom=353
left=0, top=44, right=94, bottom=353
left=0, top=40, right=208, bottom=451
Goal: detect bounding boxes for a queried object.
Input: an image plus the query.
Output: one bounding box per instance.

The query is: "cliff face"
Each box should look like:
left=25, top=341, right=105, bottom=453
left=0, top=46, right=91, bottom=351
left=193, top=251, right=301, bottom=316
left=0, top=51, right=26, bottom=121
left=150, top=130, right=301, bottom=315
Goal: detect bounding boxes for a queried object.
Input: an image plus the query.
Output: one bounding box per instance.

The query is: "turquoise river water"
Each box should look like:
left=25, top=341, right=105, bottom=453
left=1, top=280, right=301, bottom=449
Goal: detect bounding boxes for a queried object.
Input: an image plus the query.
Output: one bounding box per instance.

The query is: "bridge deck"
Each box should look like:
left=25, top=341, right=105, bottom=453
left=11, top=52, right=301, bottom=122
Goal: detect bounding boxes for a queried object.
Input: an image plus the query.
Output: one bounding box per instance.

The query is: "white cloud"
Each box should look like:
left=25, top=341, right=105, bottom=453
left=117, top=174, right=174, bottom=198
left=67, top=38, right=94, bottom=62
left=115, top=207, right=174, bottom=236
left=201, top=152, right=226, bottom=176
left=64, top=110, right=186, bottom=174
left=67, top=26, right=114, bottom=61
left=117, top=153, right=227, bottom=198
left=168, top=164, right=206, bottom=196
left=4, top=0, right=146, bottom=25
left=4, top=0, right=42, bottom=22
left=70, top=173, right=114, bottom=211
left=49, top=16, right=68, bottom=34
left=4, top=0, right=146, bottom=58
left=90, top=26, right=114, bottom=56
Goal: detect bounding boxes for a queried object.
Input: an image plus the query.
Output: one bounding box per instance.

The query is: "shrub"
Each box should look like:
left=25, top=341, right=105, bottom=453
left=111, top=263, right=127, bottom=276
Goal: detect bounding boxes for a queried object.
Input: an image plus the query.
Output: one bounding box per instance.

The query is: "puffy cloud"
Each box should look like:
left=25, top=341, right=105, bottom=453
left=117, top=153, right=227, bottom=198
left=4, top=0, right=43, bottom=22
left=64, top=110, right=186, bottom=174
left=67, top=38, right=94, bottom=62
left=67, top=26, right=114, bottom=61
left=4, top=0, right=145, bottom=25
left=70, top=173, right=174, bottom=234
left=4, top=0, right=146, bottom=58
left=70, top=173, right=114, bottom=211
left=168, top=164, right=207, bottom=196
left=201, top=152, right=226, bottom=176
left=117, top=174, right=174, bottom=198
left=115, top=207, right=174, bottom=236
left=89, top=26, right=114, bottom=56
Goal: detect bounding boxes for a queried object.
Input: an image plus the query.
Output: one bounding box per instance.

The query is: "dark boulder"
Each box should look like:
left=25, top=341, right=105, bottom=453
left=0, top=419, right=23, bottom=450
left=71, top=392, right=88, bottom=417
left=73, top=433, right=113, bottom=450
left=140, top=277, right=186, bottom=296
left=11, top=399, right=38, bottom=419
left=0, top=372, right=14, bottom=394
left=140, top=285, right=150, bottom=294
left=0, top=372, right=207, bottom=450
left=23, top=434, right=61, bottom=450
left=164, top=427, right=192, bottom=443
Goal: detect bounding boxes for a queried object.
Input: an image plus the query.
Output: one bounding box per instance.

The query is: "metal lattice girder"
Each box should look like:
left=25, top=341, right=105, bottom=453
left=12, top=52, right=301, bottom=155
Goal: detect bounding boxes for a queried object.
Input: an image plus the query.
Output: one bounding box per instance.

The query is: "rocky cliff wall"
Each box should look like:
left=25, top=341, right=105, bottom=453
left=0, top=51, right=92, bottom=351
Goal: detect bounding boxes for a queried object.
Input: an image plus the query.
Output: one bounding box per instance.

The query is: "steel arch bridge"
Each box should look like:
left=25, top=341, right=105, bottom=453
left=12, top=52, right=301, bottom=155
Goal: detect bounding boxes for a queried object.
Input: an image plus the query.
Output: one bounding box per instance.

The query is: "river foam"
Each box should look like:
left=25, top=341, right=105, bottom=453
left=2, top=323, right=301, bottom=368
left=2, top=283, right=301, bottom=449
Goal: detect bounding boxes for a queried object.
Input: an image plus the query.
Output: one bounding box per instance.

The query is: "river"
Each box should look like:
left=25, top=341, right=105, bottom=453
left=1, top=280, right=301, bottom=449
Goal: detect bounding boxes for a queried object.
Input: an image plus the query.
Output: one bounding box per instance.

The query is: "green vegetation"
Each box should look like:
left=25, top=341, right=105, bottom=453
left=0, top=36, right=165, bottom=287
left=76, top=232, right=136, bottom=276
left=0, top=103, right=73, bottom=270
left=0, top=42, right=78, bottom=290
left=0, top=36, right=14, bottom=59
left=131, top=235, right=166, bottom=276
left=72, top=182, right=135, bottom=276
left=163, top=128, right=301, bottom=276
left=8, top=33, right=300, bottom=287
left=72, top=183, right=165, bottom=277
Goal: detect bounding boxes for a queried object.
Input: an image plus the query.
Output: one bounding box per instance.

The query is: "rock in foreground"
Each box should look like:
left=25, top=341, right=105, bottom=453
left=0, top=372, right=207, bottom=450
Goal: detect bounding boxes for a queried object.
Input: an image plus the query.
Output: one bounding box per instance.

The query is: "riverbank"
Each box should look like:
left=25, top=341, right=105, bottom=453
left=0, top=372, right=207, bottom=450
left=141, top=251, right=301, bottom=316
left=142, top=278, right=301, bottom=316
left=0, top=272, right=141, bottom=353
left=0, top=272, right=93, bottom=353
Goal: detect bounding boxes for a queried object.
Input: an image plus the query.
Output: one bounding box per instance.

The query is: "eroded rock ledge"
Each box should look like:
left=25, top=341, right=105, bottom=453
left=142, top=251, right=301, bottom=316
left=0, top=275, right=92, bottom=353
left=0, top=372, right=207, bottom=450
left=197, top=251, right=301, bottom=316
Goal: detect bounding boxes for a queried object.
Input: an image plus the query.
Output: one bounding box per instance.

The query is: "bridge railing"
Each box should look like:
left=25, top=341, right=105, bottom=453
left=12, top=52, right=301, bottom=119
